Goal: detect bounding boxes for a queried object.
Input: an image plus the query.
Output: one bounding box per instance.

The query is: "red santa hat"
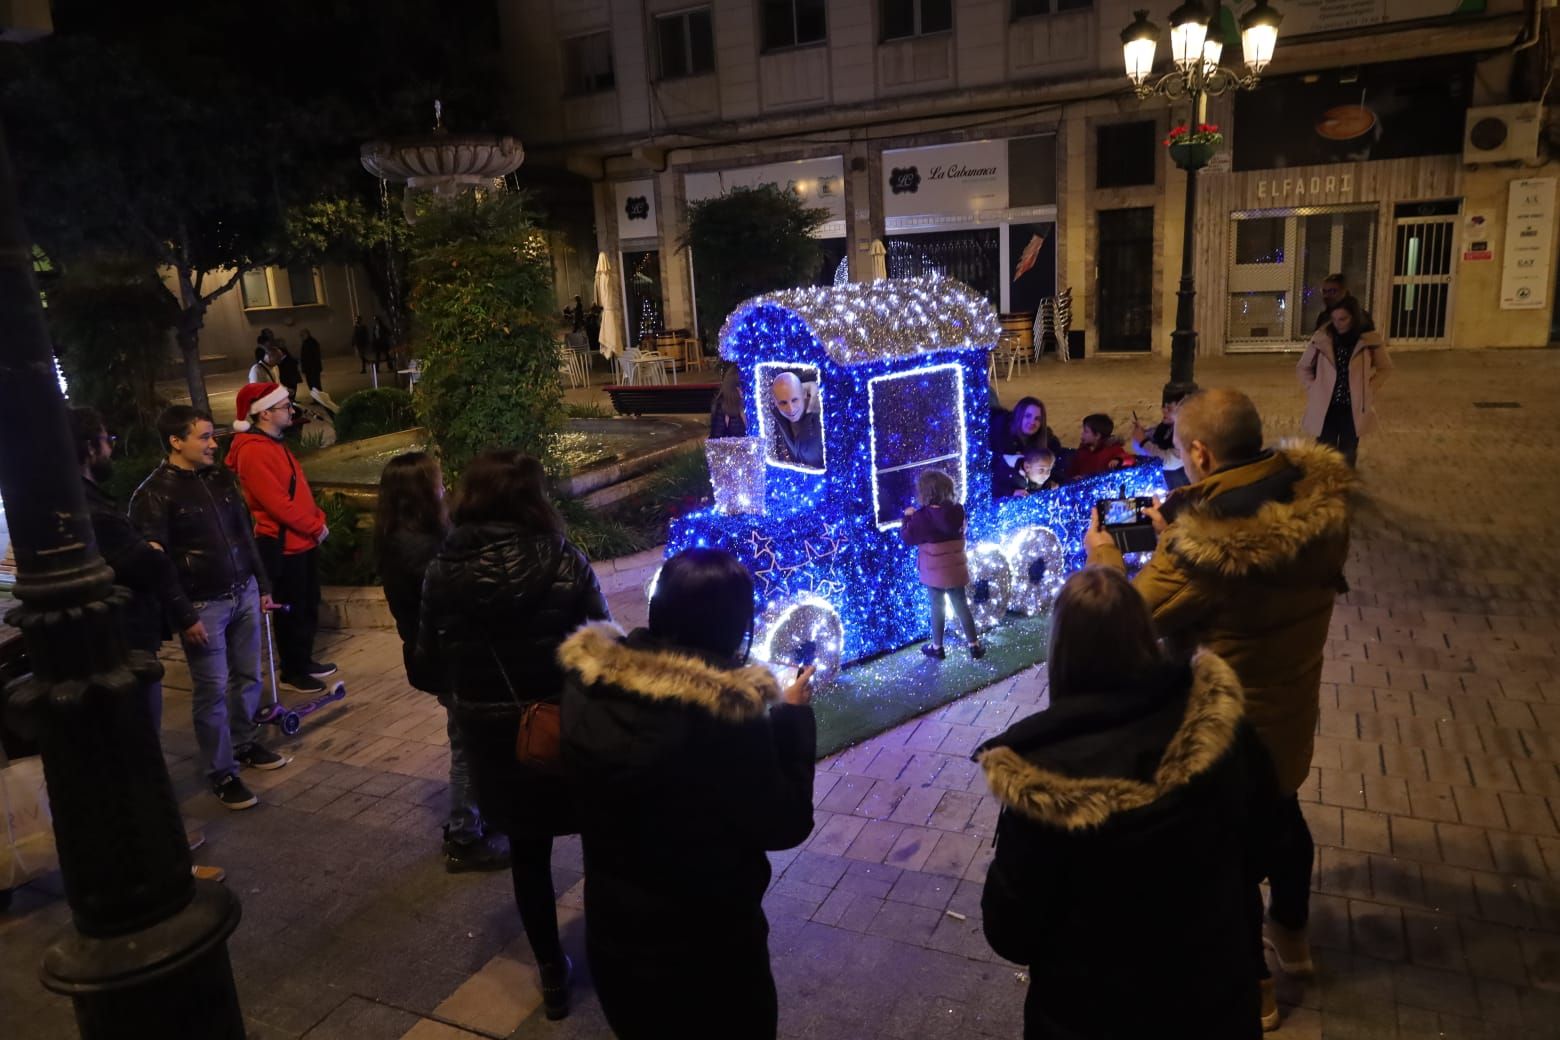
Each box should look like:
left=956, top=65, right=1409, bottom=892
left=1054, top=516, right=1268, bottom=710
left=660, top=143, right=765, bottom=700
left=233, top=382, right=290, bottom=432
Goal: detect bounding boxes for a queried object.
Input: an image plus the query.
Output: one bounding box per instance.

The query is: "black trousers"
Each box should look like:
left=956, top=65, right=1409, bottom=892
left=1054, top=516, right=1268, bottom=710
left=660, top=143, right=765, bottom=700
left=303, top=368, right=323, bottom=392
left=1255, top=793, right=1315, bottom=980
left=1317, top=399, right=1358, bottom=467
left=256, top=540, right=320, bottom=676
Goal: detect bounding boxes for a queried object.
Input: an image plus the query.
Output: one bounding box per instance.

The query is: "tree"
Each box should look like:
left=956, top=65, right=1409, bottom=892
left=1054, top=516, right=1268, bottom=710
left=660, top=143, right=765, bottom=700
left=409, top=192, right=563, bottom=482
left=1, top=0, right=506, bottom=413
left=680, top=185, right=831, bottom=339
left=48, top=255, right=178, bottom=454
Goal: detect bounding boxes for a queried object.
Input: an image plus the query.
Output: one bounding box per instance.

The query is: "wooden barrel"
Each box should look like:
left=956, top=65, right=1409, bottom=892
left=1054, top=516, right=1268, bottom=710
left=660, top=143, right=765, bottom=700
left=1000, top=312, right=1035, bottom=352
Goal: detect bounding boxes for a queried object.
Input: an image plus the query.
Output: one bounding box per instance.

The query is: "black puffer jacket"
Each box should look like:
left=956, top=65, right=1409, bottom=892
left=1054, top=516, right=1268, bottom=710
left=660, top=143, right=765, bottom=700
left=130, top=463, right=272, bottom=603
left=558, top=622, right=816, bottom=957
left=379, top=526, right=445, bottom=694
left=976, top=653, right=1276, bottom=1039
left=415, top=522, right=608, bottom=715
left=84, top=478, right=194, bottom=651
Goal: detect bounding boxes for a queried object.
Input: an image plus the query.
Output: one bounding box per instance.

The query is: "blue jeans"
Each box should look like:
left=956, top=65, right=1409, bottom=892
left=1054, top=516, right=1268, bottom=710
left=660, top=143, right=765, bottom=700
left=183, top=577, right=263, bottom=783
left=445, top=707, right=483, bottom=843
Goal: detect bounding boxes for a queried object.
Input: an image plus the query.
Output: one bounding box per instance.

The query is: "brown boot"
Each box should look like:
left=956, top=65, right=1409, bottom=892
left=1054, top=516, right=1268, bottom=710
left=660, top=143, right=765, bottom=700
left=1259, top=978, right=1279, bottom=1031
left=1263, top=917, right=1315, bottom=977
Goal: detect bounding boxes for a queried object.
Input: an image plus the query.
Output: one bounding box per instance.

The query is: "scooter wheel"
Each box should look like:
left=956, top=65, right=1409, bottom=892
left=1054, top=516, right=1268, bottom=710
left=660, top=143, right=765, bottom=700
left=281, top=713, right=302, bottom=737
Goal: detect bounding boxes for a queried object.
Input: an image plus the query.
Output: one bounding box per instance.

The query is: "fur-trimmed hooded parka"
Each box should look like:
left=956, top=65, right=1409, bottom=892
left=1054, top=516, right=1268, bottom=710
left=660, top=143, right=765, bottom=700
left=1088, top=443, right=1354, bottom=791
left=977, top=652, right=1278, bottom=1040
left=557, top=622, right=816, bottom=1036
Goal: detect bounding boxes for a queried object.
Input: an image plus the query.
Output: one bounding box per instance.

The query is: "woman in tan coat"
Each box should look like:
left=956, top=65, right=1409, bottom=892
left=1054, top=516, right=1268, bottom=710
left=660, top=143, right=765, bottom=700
left=1297, top=295, right=1391, bottom=466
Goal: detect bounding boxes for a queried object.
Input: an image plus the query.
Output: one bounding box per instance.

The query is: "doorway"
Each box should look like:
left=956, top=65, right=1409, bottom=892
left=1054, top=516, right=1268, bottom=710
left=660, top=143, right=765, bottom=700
left=1389, top=200, right=1459, bottom=345
left=1096, top=208, right=1154, bottom=352
left=620, top=249, right=663, bottom=349
left=1227, top=208, right=1377, bottom=350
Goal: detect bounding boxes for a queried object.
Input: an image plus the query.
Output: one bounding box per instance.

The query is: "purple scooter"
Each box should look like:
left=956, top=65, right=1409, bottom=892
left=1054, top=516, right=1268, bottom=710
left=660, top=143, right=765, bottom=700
left=253, top=604, right=345, bottom=736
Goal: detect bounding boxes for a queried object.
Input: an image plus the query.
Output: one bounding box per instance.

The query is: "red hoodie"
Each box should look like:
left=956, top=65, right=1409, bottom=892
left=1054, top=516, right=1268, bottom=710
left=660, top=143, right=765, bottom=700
left=226, top=431, right=327, bottom=555
left=1068, top=439, right=1136, bottom=481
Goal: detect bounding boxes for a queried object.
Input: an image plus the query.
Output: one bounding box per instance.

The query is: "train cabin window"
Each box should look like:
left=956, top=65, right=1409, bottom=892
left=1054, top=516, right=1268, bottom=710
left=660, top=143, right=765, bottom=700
left=867, top=363, right=967, bottom=527
left=756, top=362, right=826, bottom=472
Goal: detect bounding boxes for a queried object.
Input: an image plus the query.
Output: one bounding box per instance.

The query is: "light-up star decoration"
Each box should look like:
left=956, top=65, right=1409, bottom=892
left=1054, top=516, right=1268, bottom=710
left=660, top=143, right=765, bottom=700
left=672, top=275, right=1167, bottom=683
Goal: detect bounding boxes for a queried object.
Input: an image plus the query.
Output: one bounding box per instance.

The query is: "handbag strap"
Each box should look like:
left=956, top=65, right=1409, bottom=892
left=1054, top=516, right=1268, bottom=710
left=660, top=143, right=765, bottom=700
left=482, top=535, right=570, bottom=711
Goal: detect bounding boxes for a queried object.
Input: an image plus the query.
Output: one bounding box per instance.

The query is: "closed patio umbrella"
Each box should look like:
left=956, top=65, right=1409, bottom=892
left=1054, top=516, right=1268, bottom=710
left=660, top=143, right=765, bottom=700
left=593, top=252, right=622, bottom=360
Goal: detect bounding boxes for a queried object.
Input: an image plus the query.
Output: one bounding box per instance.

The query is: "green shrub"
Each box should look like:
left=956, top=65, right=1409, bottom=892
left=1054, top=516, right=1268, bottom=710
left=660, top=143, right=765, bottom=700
left=316, top=493, right=378, bottom=586
left=409, top=192, right=564, bottom=483
left=563, top=401, right=611, bottom=419
left=333, top=387, right=417, bottom=443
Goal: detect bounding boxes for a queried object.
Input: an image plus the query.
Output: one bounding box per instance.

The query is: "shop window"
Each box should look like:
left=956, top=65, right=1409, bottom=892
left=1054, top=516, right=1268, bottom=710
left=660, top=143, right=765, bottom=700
left=1235, top=219, right=1286, bottom=265
left=882, top=0, right=952, bottom=41
left=762, top=0, right=826, bottom=51
left=240, top=269, right=272, bottom=310
left=1096, top=122, right=1156, bottom=189
left=1228, top=292, right=1288, bottom=340
left=1012, top=0, right=1091, bottom=18
left=867, top=364, right=965, bottom=527
left=1008, top=134, right=1058, bottom=207
left=884, top=229, right=1001, bottom=309
left=655, top=8, right=715, bottom=80
left=563, top=31, right=615, bottom=95
left=622, top=249, right=664, bottom=346
left=286, top=265, right=321, bottom=307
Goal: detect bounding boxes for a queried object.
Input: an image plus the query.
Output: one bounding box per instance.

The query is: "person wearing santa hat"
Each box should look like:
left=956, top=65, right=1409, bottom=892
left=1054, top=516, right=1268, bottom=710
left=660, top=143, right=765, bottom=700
left=226, top=382, right=336, bottom=695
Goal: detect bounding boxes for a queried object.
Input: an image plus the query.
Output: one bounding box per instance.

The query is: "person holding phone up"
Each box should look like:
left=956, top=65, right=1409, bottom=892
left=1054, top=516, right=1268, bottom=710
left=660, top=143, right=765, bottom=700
left=558, top=548, right=816, bottom=1040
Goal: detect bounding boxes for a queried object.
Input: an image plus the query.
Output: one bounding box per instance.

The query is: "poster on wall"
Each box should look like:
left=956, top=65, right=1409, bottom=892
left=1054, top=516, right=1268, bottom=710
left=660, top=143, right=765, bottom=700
left=1280, top=0, right=1485, bottom=38
left=1232, top=57, right=1471, bottom=171
left=882, top=139, right=1009, bottom=223
left=684, top=157, right=847, bottom=236
left=1007, top=222, right=1057, bottom=319
left=1500, top=178, right=1556, bottom=310
left=613, top=180, right=659, bottom=240
left=1462, top=211, right=1493, bottom=262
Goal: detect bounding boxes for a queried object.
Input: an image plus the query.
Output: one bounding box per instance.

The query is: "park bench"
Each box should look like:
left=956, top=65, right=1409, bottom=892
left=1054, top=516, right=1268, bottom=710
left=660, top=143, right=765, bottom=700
left=602, top=382, right=719, bottom=417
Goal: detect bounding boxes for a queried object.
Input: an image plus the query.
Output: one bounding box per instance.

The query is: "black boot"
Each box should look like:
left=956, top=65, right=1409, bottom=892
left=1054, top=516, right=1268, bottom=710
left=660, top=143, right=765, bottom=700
left=539, top=955, right=572, bottom=1020
left=443, top=831, right=511, bottom=874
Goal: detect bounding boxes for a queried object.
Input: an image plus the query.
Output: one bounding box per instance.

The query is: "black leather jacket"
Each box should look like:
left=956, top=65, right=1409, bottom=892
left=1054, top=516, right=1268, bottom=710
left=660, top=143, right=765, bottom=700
left=130, top=462, right=272, bottom=603
left=84, top=478, right=196, bottom=648
left=416, top=522, right=609, bottom=716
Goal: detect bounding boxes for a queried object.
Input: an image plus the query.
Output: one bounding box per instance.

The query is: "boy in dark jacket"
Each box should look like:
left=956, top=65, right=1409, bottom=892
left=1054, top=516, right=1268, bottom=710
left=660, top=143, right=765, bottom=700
left=133, top=406, right=287, bottom=811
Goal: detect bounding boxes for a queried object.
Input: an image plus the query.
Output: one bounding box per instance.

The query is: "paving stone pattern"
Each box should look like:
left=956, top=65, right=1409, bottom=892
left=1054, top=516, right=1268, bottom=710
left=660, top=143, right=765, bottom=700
left=3, top=351, right=1560, bottom=1039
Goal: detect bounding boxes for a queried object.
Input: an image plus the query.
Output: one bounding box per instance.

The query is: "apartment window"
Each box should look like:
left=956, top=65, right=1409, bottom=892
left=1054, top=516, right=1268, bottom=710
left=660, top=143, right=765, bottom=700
left=762, top=0, right=826, bottom=51
left=882, top=0, right=952, bottom=41
left=1096, top=121, right=1157, bottom=189
left=1012, top=0, right=1091, bottom=18
left=656, top=7, right=715, bottom=79
left=240, top=266, right=325, bottom=310
left=563, top=31, right=615, bottom=95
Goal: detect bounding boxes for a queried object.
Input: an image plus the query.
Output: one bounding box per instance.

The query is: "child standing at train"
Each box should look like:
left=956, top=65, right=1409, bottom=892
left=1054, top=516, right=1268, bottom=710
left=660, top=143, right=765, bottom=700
left=902, top=469, right=985, bottom=661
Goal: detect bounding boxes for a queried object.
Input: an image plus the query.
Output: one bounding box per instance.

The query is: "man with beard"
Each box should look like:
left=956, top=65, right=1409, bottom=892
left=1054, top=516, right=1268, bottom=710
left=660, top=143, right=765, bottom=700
left=71, top=407, right=227, bottom=879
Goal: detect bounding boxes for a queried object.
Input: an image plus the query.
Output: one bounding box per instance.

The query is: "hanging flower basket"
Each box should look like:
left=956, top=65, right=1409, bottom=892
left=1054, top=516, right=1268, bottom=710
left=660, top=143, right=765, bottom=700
left=1164, top=123, right=1224, bottom=171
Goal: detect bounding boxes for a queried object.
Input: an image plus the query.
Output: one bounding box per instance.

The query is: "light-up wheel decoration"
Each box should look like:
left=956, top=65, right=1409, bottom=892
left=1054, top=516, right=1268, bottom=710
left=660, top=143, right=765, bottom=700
left=965, top=543, right=1014, bottom=632
left=1002, top=526, right=1067, bottom=617
left=753, top=595, right=845, bottom=687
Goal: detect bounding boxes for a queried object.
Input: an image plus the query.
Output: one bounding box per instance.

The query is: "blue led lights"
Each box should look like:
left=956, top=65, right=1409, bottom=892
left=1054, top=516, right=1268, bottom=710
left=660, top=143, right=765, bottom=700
left=671, top=276, right=1167, bottom=675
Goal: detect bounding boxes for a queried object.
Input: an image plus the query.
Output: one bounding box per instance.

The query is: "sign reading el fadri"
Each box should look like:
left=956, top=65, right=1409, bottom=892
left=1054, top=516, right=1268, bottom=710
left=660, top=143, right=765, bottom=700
left=1500, top=178, right=1556, bottom=311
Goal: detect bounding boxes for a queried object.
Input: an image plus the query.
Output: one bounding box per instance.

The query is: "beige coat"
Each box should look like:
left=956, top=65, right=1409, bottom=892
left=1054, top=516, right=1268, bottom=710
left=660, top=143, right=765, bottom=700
left=1088, top=444, right=1355, bottom=791
left=1297, top=326, right=1392, bottom=437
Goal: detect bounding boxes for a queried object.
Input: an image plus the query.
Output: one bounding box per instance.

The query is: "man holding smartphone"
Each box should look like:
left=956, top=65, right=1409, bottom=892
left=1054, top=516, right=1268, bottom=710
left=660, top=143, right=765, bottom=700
left=1083, top=388, right=1354, bottom=1020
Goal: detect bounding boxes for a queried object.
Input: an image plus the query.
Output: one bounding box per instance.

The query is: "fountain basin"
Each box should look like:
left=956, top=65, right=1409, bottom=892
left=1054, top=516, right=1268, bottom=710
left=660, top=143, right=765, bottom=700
left=306, top=419, right=702, bottom=510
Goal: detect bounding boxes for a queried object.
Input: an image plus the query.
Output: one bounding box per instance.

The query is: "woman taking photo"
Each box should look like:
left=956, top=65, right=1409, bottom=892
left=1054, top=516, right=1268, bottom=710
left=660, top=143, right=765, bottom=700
left=376, top=452, right=508, bottom=873
left=1297, top=294, right=1391, bottom=467
left=416, top=450, right=609, bottom=1020
left=991, top=395, right=1063, bottom=497
left=558, top=548, right=816, bottom=1039
left=977, top=567, right=1278, bottom=1036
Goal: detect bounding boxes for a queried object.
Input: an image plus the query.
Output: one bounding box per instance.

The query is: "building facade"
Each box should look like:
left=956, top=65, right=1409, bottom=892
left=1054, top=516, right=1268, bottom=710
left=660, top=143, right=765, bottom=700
left=499, top=0, right=1557, bottom=358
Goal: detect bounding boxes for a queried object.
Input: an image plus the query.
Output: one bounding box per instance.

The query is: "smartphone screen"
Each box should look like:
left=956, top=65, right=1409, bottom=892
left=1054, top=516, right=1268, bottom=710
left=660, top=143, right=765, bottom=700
left=1101, top=498, right=1140, bottom=527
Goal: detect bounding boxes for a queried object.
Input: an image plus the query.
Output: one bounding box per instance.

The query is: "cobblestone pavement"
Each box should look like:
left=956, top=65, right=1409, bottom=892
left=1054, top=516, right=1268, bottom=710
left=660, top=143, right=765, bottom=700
left=4, top=349, right=1560, bottom=1039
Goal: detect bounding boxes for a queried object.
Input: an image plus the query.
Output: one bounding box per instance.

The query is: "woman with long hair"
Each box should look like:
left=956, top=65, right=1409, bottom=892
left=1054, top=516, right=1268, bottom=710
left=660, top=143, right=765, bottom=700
left=991, top=395, right=1064, bottom=497
left=415, top=450, right=610, bottom=1020
left=977, top=567, right=1278, bottom=1036
left=1297, top=294, right=1392, bottom=467
left=376, top=452, right=508, bottom=873
left=558, top=548, right=816, bottom=1039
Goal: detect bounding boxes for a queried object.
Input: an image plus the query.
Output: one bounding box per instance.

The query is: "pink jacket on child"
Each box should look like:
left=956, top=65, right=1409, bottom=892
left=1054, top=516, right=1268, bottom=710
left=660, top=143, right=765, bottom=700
left=901, top=503, right=971, bottom=590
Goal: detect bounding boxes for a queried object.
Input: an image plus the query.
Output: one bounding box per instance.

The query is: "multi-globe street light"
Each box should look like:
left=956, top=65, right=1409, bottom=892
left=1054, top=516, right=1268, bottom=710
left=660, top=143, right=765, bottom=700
left=1120, top=1, right=1283, bottom=394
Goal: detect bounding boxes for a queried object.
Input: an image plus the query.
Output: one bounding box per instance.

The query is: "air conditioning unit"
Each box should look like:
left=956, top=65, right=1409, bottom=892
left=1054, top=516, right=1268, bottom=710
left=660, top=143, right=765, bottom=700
left=1463, top=103, right=1544, bottom=165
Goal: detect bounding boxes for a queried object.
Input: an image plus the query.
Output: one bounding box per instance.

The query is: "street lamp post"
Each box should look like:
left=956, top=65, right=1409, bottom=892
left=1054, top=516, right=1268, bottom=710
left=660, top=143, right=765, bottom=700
left=1121, top=1, right=1283, bottom=396
left=0, top=69, right=245, bottom=1040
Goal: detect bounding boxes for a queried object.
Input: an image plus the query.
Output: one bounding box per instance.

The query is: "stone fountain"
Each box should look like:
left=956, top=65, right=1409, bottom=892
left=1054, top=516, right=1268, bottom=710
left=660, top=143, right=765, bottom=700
left=360, top=100, right=525, bottom=221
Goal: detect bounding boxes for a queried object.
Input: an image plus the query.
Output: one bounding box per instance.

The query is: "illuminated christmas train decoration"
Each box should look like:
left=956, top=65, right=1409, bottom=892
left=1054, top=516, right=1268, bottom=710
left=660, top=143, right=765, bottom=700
left=664, top=276, right=1165, bottom=682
